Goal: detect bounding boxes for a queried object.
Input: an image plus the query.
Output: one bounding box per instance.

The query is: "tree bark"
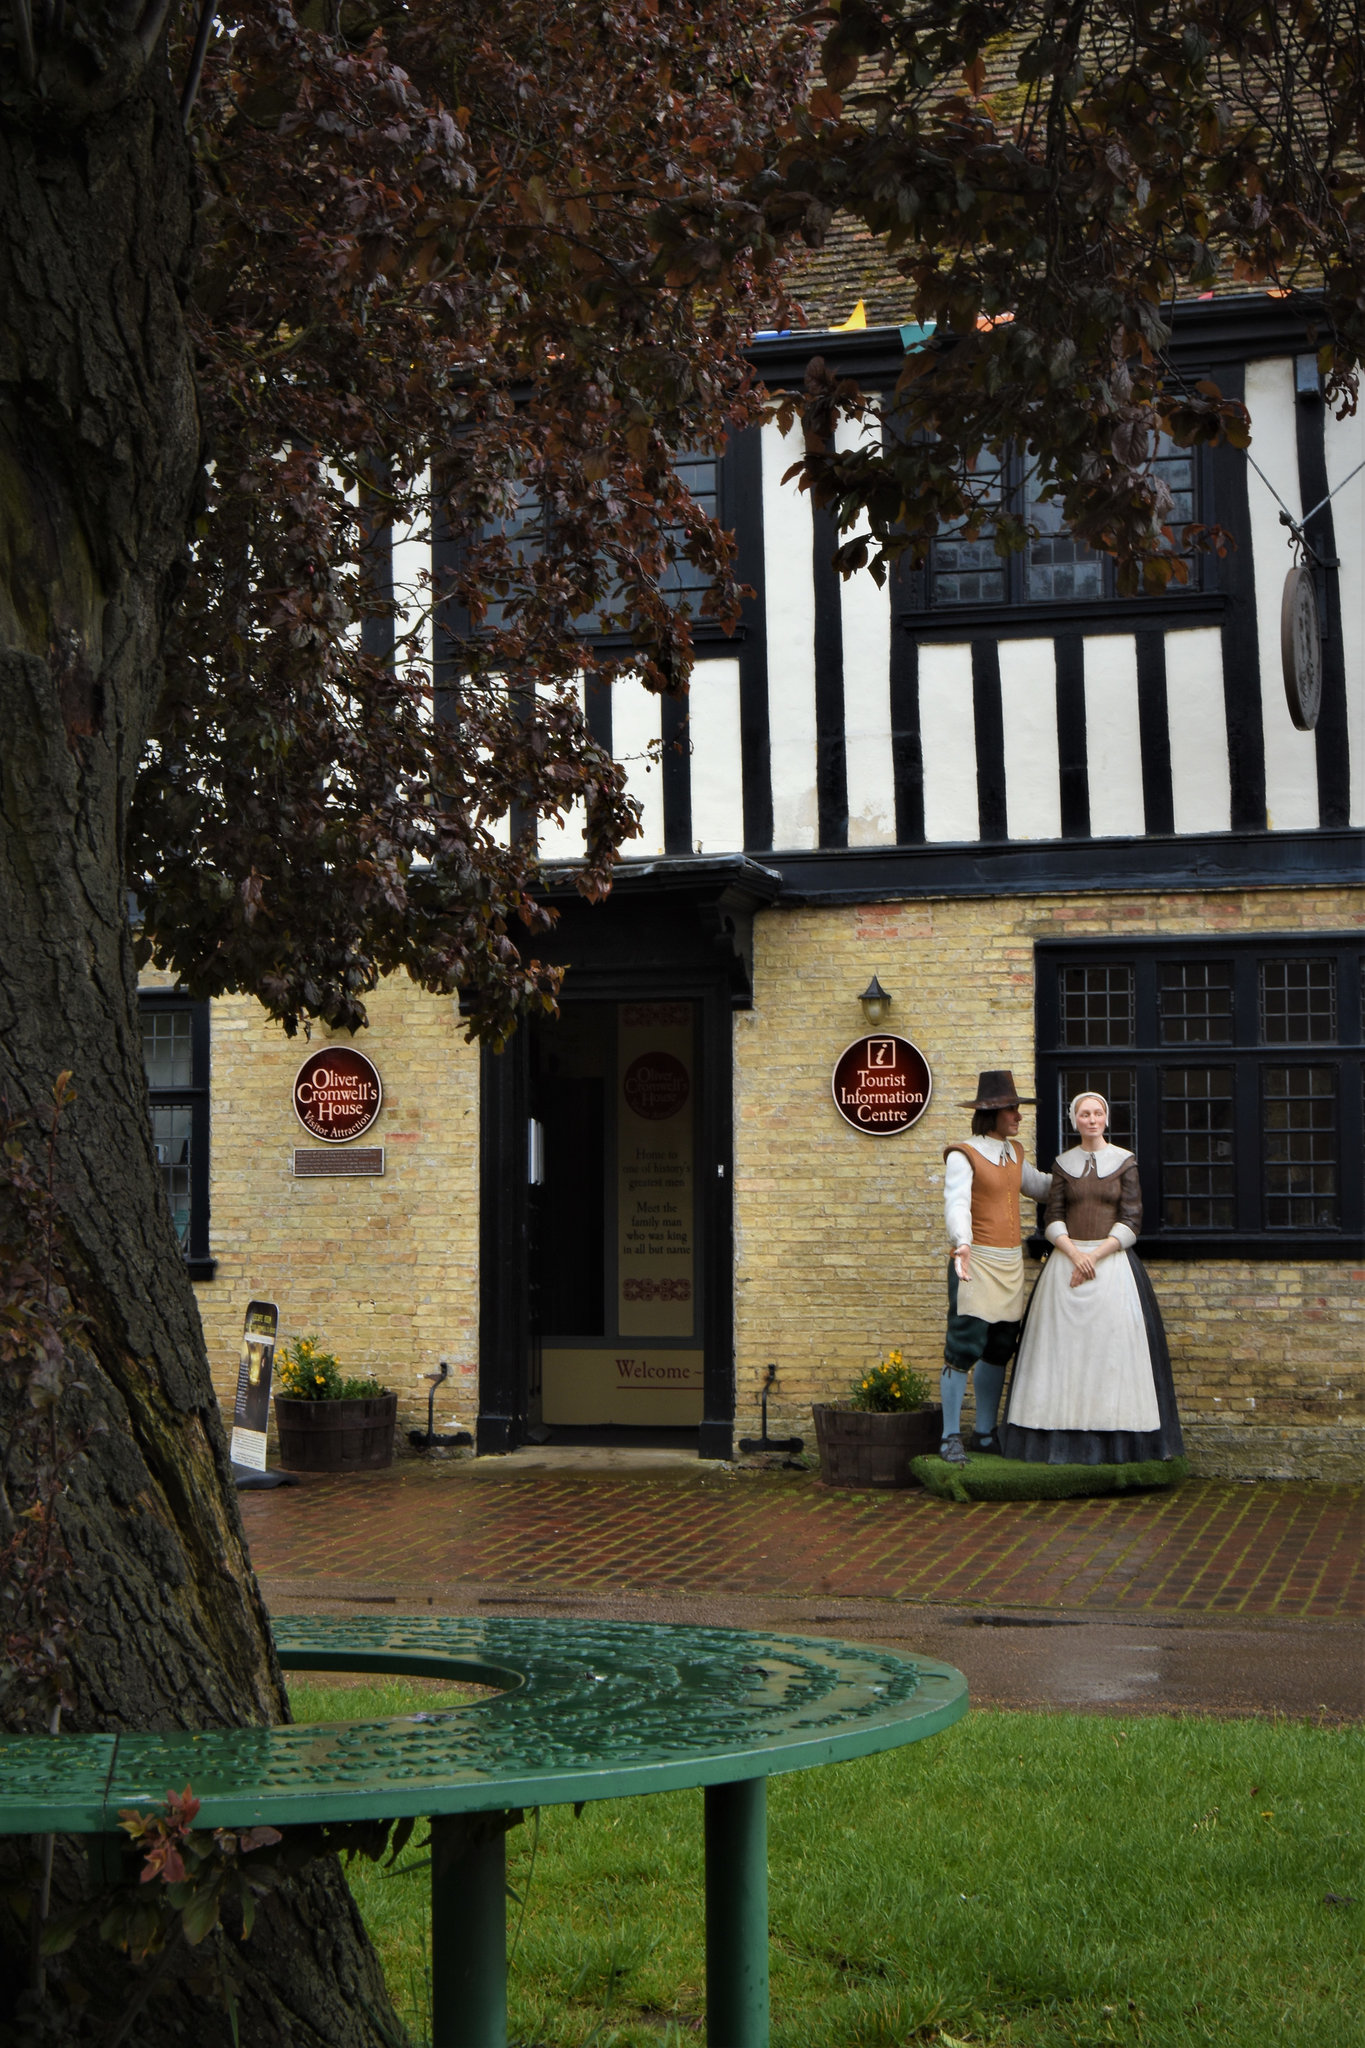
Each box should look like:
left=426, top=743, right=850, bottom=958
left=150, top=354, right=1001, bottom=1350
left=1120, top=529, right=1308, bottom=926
left=0, top=39, right=403, bottom=2048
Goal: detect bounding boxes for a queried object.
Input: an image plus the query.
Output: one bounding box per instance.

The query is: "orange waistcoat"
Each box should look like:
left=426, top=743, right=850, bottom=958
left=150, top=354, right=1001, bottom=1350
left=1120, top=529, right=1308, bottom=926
left=943, top=1143, right=1026, bottom=1248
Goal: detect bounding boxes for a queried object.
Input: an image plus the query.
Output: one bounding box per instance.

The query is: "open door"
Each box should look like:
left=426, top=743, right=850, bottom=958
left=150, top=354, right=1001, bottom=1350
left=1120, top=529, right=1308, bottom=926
left=531, top=1001, right=704, bottom=1431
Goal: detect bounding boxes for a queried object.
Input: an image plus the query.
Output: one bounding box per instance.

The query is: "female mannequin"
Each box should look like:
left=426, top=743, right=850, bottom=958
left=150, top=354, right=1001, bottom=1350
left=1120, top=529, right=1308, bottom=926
left=1000, top=1093, right=1183, bottom=1466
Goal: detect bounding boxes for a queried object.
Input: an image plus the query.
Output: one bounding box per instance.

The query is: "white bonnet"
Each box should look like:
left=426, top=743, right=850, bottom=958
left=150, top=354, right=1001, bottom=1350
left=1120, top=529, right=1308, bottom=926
left=1067, top=1091, right=1109, bottom=1131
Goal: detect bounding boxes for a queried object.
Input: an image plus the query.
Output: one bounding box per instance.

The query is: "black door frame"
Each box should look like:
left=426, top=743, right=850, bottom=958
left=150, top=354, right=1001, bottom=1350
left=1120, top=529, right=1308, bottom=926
left=475, top=857, right=780, bottom=1459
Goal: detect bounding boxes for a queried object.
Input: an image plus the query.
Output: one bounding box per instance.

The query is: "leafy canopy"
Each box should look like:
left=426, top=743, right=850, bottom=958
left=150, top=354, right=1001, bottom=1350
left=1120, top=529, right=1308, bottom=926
left=772, top=1, right=1365, bottom=593
left=125, top=0, right=812, bottom=1038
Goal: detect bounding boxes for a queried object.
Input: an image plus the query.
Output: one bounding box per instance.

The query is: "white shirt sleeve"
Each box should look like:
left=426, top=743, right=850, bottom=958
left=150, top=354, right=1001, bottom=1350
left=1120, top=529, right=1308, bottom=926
left=944, top=1151, right=974, bottom=1248
left=1021, top=1159, right=1052, bottom=1202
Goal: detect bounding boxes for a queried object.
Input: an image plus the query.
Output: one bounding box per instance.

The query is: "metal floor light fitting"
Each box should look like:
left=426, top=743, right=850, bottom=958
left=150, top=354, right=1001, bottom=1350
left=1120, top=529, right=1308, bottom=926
left=738, top=1362, right=805, bottom=1458
left=409, top=1358, right=474, bottom=1453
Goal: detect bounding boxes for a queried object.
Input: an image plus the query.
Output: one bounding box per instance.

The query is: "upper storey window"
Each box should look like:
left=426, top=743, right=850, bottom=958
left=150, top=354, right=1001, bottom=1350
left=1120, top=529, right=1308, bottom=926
left=480, top=452, right=721, bottom=640
left=919, top=437, right=1198, bottom=610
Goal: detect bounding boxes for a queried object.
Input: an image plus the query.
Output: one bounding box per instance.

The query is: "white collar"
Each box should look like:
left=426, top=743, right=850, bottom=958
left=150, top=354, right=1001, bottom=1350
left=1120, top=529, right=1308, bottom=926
left=965, top=1136, right=1017, bottom=1164
left=1055, top=1143, right=1131, bottom=1178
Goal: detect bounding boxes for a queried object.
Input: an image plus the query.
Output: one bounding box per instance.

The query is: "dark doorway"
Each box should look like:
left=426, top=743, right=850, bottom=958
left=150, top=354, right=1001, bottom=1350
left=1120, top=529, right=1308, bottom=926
left=529, top=1001, right=703, bottom=1433
left=475, top=855, right=781, bottom=1458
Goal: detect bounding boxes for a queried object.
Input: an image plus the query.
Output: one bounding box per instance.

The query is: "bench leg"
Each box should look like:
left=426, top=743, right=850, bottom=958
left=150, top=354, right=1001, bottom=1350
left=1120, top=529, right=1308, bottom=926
left=704, top=1778, right=769, bottom=2048
left=430, top=1812, right=515, bottom=2048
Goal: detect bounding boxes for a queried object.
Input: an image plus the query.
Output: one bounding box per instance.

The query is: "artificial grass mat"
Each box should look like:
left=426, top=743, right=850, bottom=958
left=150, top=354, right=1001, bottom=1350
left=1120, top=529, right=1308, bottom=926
left=288, top=1680, right=1362, bottom=2048
left=910, top=1451, right=1190, bottom=1502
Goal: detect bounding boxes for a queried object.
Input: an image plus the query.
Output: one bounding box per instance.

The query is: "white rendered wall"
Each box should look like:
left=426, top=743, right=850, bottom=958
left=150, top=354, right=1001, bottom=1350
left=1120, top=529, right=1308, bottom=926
left=536, top=677, right=588, bottom=862
left=761, top=419, right=819, bottom=848
left=1081, top=635, right=1146, bottom=836
left=391, top=467, right=432, bottom=680
left=998, top=638, right=1062, bottom=839
left=612, top=676, right=665, bottom=857
left=1323, top=398, right=1365, bottom=826
left=918, top=643, right=979, bottom=841
left=1165, top=626, right=1232, bottom=834
left=1244, top=357, right=1320, bottom=829
left=834, top=417, right=896, bottom=845
left=686, top=658, right=745, bottom=854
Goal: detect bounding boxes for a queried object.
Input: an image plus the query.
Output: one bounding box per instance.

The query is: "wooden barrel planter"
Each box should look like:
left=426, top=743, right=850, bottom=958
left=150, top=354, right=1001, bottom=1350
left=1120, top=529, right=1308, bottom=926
left=812, top=1403, right=943, bottom=1490
left=274, top=1392, right=398, bottom=1473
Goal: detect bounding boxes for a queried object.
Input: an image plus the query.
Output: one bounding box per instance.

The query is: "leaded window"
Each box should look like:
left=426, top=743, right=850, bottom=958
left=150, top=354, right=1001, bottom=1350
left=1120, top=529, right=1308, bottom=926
left=138, top=993, right=213, bottom=1277
left=1160, top=1067, right=1236, bottom=1229
left=1036, top=939, right=1363, bottom=1254
left=1160, top=961, right=1234, bottom=1044
left=923, top=436, right=1199, bottom=609
left=1259, top=960, right=1336, bottom=1044
left=1059, top=964, right=1134, bottom=1048
left=1262, top=1067, right=1338, bottom=1228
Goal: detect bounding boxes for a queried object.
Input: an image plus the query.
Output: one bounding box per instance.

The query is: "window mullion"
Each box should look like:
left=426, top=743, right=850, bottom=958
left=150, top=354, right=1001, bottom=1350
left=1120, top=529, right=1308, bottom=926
left=1235, top=1053, right=1263, bottom=1233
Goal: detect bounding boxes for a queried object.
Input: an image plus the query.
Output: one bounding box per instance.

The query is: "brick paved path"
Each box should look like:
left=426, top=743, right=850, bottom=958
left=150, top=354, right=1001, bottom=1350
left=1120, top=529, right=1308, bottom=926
left=240, top=1467, right=1364, bottom=1619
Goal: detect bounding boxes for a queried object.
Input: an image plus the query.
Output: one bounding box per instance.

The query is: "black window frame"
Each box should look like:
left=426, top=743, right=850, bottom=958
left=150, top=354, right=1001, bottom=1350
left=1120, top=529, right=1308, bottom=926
left=138, top=990, right=215, bottom=1279
left=891, top=424, right=1224, bottom=641
left=1035, top=936, right=1364, bottom=1259
left=467, top=445, right=735, bottom=653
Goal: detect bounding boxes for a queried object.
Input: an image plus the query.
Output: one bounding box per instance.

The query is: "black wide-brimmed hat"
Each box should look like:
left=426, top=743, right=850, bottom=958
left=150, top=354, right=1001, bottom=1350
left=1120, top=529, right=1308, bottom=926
left=959, top=1068, right=1035, bottom=1110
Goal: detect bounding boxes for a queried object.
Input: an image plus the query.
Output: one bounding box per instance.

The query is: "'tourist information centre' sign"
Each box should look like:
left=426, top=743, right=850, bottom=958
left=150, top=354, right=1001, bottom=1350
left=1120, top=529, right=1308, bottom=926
left=293, top=1047, right=384, bottom=1142
left=831, top=1035, right=933, bottom=1135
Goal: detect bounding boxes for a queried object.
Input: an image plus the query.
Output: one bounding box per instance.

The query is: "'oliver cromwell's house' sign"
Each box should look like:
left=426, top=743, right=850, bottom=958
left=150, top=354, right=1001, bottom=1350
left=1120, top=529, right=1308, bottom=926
left=831, top=1035, right=932, bottom=1136
left=293, top=1047, right=384, bottom=1142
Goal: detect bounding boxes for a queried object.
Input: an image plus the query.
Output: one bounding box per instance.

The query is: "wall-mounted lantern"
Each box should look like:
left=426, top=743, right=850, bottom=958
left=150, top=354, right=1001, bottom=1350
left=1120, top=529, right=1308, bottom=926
left=858, top=975, right=892, bottom=1027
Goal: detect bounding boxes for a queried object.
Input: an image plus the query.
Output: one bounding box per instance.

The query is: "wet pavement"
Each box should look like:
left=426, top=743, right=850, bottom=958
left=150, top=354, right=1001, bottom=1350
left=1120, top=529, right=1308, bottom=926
left=242, top=1459, right=1365, bottom=1721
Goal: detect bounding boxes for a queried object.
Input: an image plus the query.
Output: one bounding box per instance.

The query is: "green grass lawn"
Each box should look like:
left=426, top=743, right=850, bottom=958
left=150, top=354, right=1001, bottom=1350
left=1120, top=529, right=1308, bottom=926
left=289, top=1681, right=1362, bottom=2048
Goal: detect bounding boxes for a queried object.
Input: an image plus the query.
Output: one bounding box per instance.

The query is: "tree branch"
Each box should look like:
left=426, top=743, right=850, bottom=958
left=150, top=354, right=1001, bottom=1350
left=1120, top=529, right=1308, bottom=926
left=10, top=0, right=38, bottom=82
left=134, top=0, right=174, bottom=61
left=180, top=0, right=217, bottom=127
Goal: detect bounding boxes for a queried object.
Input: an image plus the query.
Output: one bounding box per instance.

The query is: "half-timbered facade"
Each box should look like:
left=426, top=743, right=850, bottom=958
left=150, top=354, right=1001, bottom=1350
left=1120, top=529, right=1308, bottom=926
left=152, top=293, right=1363, bottom=1482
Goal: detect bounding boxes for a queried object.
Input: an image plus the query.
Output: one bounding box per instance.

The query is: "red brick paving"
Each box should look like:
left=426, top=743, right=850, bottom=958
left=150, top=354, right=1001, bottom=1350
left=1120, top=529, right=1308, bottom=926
left=240, top=1467, right=1365, bottom=1619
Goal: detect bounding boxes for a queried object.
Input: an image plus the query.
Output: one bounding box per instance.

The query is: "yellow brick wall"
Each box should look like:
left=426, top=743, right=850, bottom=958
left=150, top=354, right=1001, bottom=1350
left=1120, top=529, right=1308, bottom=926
left=143, top=881, right=1361, bottom=1479
left=182, top=982, right=483, bottom=1438
left=733, top=888, right=1365, bottom=1478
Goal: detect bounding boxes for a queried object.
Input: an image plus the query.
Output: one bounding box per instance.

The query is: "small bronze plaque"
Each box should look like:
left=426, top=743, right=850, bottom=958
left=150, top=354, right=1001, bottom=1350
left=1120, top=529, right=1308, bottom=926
left=293, top=1147, right=384, bottom=1177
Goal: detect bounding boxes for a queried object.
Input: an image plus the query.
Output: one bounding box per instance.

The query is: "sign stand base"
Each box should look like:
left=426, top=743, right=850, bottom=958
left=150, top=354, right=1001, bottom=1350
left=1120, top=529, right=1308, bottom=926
left=232, top=1463, right=299, bottom=1490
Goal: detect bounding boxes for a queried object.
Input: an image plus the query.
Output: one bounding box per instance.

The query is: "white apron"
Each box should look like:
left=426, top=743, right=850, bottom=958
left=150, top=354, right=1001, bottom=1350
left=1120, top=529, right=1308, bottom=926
left=1007, top=1243, right=1159, bottom=1432
left=955, top=1243, right=1026, bottom=1325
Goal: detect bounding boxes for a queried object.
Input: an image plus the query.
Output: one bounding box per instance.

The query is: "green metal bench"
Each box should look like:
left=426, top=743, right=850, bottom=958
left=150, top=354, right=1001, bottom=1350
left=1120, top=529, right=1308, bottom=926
left=0, top=1616, right=967, bottom=2047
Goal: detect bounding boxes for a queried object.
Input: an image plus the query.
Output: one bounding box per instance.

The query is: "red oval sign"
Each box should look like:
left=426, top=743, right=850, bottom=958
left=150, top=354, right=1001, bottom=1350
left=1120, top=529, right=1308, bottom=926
left=831, top=1035, right=932, bottom=1136
left=622, top=1051, right=690, bottom=1120
left=293, top=1047, right=383, bottom=1143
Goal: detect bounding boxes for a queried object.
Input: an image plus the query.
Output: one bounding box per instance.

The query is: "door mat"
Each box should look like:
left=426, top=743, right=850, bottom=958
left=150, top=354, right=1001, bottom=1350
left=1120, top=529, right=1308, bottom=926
left=909, top=1453, right=1191, bottom=1503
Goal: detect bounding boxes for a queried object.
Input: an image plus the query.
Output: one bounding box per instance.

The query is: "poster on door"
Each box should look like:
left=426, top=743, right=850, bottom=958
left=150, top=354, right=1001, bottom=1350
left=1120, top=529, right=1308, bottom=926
left=617, top=1003, right=694, bottom=1337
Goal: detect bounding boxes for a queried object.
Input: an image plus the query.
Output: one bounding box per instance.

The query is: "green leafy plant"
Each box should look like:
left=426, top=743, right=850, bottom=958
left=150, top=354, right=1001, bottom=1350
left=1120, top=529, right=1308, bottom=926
left=848, top=1350, right=931, bottom=1414
left=39, top=1783, right=418, bottom=2048
left=275, top=1336, right=389, bottom=1403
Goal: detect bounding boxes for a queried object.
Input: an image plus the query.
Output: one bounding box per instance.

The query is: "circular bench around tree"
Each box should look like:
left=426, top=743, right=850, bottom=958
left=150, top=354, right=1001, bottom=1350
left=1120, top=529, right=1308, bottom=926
left=0, top=1616, right=968, bottom=2048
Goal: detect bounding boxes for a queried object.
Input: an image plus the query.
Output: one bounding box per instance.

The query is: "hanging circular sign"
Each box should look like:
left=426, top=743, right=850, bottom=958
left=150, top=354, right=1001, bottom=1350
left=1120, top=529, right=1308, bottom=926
left=1281, top=564, right=1322, bottom=731
left=831, top=1035, right=933, bottom=1135
left=292, top=1047, right=383, bottom=1143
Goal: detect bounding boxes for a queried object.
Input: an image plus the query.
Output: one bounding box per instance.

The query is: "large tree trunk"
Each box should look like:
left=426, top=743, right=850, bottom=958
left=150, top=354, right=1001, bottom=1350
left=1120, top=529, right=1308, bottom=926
left=0, top=35, right=403, bottom=2047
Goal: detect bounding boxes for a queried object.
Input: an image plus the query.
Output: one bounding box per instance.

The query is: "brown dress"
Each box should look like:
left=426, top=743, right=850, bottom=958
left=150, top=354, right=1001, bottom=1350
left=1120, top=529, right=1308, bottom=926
left=1000, top=1147, right=1183, bottom=1466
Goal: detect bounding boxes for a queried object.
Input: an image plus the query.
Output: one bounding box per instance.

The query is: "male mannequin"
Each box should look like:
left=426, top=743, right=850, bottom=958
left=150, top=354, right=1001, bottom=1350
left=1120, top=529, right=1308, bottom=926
left=940, top=1070, right=1051, bottom=1465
